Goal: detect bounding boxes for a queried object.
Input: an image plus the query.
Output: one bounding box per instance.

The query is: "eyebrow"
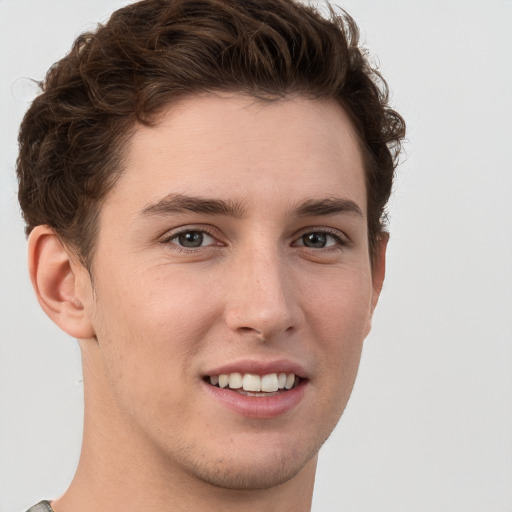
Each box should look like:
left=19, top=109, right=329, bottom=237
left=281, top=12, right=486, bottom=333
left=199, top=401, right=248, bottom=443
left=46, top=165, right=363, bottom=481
left=292, top=197, right=364, bottom=218
left=140, top=193, right=247, bottom=218
left=140, top=193, right=363, bottom=219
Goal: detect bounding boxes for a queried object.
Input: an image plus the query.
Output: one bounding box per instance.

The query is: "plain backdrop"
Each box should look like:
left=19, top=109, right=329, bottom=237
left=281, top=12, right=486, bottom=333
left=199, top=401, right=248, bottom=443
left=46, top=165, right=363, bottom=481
left=1, top=1, right=511, bottom=511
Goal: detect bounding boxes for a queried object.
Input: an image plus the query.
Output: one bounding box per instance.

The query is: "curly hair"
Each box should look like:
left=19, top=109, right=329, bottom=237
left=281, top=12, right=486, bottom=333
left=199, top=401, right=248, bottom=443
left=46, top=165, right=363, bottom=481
left=16, top=0, right=405, bottom=269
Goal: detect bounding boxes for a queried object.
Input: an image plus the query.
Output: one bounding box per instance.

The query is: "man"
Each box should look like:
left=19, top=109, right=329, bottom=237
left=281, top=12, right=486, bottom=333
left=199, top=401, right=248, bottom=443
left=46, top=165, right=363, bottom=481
left=17, top=0, right=405, bottom=510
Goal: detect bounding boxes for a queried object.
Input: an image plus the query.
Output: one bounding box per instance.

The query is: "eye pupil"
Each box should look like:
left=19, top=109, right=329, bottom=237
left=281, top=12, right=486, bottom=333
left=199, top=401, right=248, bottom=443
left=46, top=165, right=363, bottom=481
left=178, top=231, right=204, bottom=247
left=303, top=232, right=327, bottom=248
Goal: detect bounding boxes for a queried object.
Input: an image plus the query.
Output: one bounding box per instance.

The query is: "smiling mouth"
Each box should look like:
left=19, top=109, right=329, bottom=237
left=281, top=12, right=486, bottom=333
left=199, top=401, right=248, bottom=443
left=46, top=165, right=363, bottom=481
left=205, top=372, right=301, bottom=396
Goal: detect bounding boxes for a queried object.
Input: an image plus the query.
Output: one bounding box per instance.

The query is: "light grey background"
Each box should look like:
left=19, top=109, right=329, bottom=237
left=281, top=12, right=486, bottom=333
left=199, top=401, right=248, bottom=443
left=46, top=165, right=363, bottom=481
left=1, top=1, right=511, bottom=511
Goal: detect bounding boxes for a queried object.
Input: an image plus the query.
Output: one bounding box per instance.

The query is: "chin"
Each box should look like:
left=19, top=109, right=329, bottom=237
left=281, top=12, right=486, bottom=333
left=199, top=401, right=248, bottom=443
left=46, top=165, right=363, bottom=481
left=168, top=428, right=326, bottom=491
left=189, top=448, right=315, bottom=490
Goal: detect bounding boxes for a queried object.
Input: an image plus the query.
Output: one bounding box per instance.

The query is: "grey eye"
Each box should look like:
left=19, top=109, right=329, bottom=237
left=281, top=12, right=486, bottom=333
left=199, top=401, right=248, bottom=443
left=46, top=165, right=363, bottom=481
left=295, top=232, right=341, bottom=249
left=301, top=232, right=328, bottom=248
left=174, top=231, right=212, bottom=248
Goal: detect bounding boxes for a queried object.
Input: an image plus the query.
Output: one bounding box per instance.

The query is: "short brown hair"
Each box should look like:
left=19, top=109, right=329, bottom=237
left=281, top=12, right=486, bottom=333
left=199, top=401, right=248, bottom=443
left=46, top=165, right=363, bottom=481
left=16, top=0, right=405, bottom=269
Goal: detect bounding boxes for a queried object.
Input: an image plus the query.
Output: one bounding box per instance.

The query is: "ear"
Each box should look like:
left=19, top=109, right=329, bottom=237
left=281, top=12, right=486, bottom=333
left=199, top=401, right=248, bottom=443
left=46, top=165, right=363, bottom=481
left=370, top=233, right=388, bottom=313
left=28, top=225, right=95, bottom=339
left=364, top=233, right=388, bottom=338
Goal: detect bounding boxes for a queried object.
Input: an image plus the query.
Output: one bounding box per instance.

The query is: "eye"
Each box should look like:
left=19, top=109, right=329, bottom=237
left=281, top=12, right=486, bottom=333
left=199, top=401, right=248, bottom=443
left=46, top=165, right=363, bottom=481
left=294, top=231, right=344, bottom=249
left=167, top=230, right=217, bottom=248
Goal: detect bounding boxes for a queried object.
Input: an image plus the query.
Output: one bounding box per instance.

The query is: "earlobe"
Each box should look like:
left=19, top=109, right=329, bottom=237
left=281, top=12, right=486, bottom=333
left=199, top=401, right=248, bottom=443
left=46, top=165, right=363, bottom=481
left=28, top=225, right=95, bottom=339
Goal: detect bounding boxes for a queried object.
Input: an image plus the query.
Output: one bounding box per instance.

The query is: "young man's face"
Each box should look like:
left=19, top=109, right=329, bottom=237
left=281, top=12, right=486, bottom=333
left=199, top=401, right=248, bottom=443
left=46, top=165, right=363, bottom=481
left=78, top=93, right=384, bottom=489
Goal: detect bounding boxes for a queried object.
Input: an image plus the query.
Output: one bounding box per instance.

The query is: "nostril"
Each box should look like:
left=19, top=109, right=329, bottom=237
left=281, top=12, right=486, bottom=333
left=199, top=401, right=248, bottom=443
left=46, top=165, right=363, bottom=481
left=235, top=324, right=296, bottom=340
left=236, top=326, right=266, bottom=339
left=225, top=295, right=302, bottom=340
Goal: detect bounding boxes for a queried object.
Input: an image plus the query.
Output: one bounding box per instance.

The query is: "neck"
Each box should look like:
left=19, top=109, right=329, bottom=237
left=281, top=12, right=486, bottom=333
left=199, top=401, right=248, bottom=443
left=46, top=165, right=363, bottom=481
left=55, top=431, right=317, bottom=512
left=52, top=343, right=317, bottom=512
left=56, top=449, right=317, bottom=512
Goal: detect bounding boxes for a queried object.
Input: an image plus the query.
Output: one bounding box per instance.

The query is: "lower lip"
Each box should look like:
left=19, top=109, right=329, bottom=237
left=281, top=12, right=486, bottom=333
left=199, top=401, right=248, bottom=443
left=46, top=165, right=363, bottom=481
left=202, top=380, right=307, bottom=419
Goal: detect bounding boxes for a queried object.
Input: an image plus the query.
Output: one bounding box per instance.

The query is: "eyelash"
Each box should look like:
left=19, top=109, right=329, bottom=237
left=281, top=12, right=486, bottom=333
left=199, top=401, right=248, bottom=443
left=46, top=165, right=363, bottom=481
left=160, top=226, right=221, bottom=253
left=293, top=228, right=349, bottom=249
left=161, top=226, right=349, bottom=253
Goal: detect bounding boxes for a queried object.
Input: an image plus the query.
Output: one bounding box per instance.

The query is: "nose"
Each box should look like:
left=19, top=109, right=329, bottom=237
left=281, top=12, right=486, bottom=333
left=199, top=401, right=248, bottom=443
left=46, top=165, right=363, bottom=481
left=223, top=247, right=303, bottom=341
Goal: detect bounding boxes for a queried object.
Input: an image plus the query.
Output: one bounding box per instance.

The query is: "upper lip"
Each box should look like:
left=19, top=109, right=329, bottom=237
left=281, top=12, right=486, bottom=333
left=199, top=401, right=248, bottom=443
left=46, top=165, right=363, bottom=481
left=204, top=359, right=308, bottom=379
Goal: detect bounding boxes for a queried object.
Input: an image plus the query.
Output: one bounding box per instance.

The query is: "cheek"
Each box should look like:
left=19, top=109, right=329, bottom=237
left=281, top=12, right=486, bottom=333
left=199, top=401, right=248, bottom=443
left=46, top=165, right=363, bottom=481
left=90, top=289, right=201, bottom=428
left=90, top=263, right=219, bottom=389
left=305, top=264, right=374, bottom=339
left=303, top=266, right=373, bottom=397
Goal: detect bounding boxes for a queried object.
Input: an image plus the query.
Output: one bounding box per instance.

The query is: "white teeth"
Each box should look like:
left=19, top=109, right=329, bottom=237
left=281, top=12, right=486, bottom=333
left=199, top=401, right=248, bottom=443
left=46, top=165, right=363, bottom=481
left=243, top=373, right=261, bottom=392
left=285, top=374, right=295, bottom=390
left=210, top=372, right=298, bottom=392
left=218, top=374, right=229, bottom=388
left=261, top=373, right=279, bottom=392
left=228, top=372, right=243, bottom=389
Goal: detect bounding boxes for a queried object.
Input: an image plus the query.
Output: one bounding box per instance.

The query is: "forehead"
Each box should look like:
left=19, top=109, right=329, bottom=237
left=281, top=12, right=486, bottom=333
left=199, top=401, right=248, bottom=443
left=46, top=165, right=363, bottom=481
left=108, top=93, right=366, bottom=217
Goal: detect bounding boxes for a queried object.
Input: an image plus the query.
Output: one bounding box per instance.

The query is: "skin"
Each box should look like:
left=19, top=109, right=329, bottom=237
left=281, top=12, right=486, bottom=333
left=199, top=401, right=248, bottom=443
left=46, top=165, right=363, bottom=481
left=29, top=93, right=386, bottom=512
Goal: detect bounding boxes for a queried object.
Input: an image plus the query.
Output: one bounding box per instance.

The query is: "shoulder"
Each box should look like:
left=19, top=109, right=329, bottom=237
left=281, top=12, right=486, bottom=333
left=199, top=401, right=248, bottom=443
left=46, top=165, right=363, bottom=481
left=25, top=501, right=54, bottom=512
